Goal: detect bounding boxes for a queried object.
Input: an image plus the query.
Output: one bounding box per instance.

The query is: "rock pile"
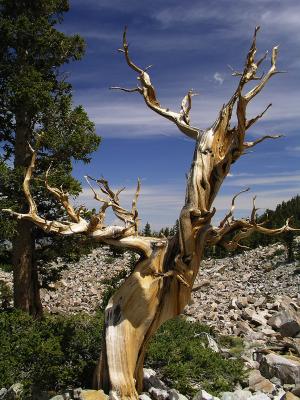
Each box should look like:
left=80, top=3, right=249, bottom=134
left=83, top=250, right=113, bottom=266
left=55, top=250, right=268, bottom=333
left=1, top=243, right=299, bottom=319
left=0, top=246, right=134, bottom=314
left=186, top=243, right=300, bottom=340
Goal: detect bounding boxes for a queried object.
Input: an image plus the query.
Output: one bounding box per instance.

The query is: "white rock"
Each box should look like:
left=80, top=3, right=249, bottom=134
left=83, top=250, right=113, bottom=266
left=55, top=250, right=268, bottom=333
left=143, top=368, right=168, bottom=391
left=139, top=394, right=152, bottom=400
left=148, top=387, right=169, bottom=400
left=168, top=389, right=189, bottom=400
left=248, top=393, right=271, bottom=400
left=273, top=388, right=286, bottom=400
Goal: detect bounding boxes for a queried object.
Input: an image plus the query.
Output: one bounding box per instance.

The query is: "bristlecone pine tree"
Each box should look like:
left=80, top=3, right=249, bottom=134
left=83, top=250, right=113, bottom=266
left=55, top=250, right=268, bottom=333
left=3, top=27, right=300, bottom=399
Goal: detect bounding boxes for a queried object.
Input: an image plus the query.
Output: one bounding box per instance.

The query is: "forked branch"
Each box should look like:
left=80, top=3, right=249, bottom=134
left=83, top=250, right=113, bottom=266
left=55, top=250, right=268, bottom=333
left=206, top=193, right=300, bottom=251
left=3, top=145, right=146, bottom=251
left=111, top=27, right=200, bottom=140
left=243, top=134, right=283, bottom=150
left=212, top=26, right=284, bottom=162
left=45, top=164, right=80, bottom=223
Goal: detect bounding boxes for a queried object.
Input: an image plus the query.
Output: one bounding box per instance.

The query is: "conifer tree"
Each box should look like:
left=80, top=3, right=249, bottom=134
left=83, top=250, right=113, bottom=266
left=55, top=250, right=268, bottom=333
left=143, top=222, right=152, bottom=236
left=0, top=0, right=100, bottom=316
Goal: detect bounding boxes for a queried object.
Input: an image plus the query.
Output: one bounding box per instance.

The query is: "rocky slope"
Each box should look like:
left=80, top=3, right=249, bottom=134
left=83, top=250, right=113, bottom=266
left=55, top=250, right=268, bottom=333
left=186, top=243, right=300, bottom=336
left=1, top=243, right=299, bottom=344
left=1, top=242, right=300, bottom=400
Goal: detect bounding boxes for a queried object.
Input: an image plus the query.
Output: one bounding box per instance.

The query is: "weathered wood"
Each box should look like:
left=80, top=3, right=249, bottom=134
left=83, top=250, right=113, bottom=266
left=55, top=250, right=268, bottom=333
left=3, top=27, right=299, bottom=399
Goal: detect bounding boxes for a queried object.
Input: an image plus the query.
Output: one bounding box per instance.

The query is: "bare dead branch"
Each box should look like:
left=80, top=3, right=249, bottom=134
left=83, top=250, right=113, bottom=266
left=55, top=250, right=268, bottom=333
left=45, top=164, right=80, bottom=223
left=110, top=86, right=142, bottom=93
left=114, top=27, right=200, bottom=140
left=246, top=103, right=272, bottom=130
left=180, top=89, right=199, bottom=125
left=244, top=45, right=285, bottom=101
left=243, top=134, right=283, bottom=150
left=250, top=196, right=259, bottom=223
left=3, top=145, right=151, bottom=256
left=227, top=64, right=243, bottom=77
left=23, top=143, right=38, bottom=215
left=85, top=175, right=140, bottom=230
left=219, top=188, right=250, bottom=228
left=207, top=196, right=300, bottom=251
left=131, top=178, right=141, bottom=224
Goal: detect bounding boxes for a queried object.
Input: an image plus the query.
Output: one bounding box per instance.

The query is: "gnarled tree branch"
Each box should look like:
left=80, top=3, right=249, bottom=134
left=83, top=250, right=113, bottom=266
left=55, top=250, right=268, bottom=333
left=206, top=194, right=300, bottom=251
left=113, top=26, right=200, bottom=140
left=3, top=145, right=153, bottom=256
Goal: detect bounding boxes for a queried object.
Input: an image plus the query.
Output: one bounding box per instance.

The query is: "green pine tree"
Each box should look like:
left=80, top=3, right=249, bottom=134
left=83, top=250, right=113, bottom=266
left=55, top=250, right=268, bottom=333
left=0, top=0, right=100, bottom=317
left=143, top=222, right=152, bottom=236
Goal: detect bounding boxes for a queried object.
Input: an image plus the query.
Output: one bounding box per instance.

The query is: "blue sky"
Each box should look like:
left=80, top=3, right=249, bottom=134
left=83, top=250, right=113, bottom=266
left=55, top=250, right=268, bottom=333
left=62, top=0, right=300, bottom=230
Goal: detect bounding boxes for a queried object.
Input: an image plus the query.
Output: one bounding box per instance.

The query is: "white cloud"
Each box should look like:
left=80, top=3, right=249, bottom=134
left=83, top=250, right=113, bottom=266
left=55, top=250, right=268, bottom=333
left=225, top=173, right=300, bottom=187
left=153, top=2, right=300, bottom=42
left=213, top=72, right=224, bottom=85
left=72, top=84, right=300, bottom=139
left=286, top=146, right=300, bottom=154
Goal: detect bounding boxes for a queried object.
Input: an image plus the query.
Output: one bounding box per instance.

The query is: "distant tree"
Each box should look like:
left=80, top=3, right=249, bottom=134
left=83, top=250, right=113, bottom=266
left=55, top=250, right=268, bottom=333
left=143, top=222, right=152, bottom=236
left=163, top=227, right=170, bottom=237
left=0, top=0, right=100, bottom=317
left=170, top=219, right=179, bottom=236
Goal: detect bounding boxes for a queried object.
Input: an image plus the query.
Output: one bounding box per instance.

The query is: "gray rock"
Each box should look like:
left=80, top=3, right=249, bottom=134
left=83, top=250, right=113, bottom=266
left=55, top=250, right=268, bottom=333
left=148, top=387, right=169, bottom=400
left=168, top=389, right=189, bottom=400
left=221, top=391, right=251, bottom=400
left=0, top=389, right=7, bottom=399
left=248, top=370, right=275, bottom=393
left=268, top=310, right=300, bottom=338
left=73, top=388, right=83, bottom=399
left=3, top=383, right=23, bottom=400
left=49, top=396, right=64, bottom=400
left=243, top=308, right=268, bottom=326
left=139, top=394, right=152, bottom=400
left=260, top=353, right=300, bottom=384
left=270, top=376, right=282, bottom=387
left=233, top=390, right=253, bottom=400
left=220, top=394, right=235, bottom=400
left=248, top=393, right=271, bottom=400
left=192, top=392, right=202, bottom=400
left=291, top=385, right=300, bottom=397
left=273, top=388, right=286, bottom=400
left=143, top=368, right=168, bottom=391
left=195, top=389, right=219, bottom=400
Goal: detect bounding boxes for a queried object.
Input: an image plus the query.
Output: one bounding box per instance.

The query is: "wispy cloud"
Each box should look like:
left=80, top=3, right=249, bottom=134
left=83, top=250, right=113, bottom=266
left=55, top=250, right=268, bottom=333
left=153, top=2, right=300, bottom=42
left=72, top=85, right=300, bottom=138
left=225, top=172, right=300, bottom=187
left=213, top=72, right=224, bottom=85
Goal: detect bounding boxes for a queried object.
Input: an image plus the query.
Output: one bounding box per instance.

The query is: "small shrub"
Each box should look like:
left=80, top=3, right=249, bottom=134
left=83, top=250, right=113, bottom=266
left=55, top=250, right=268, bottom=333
left=146, top=317, right=245, bottom=396
left=271, top=247, right=285, bottom=257
left=0, top=262, right=13, bottom=272
left=104, top=255, right=115, bottom=264
left=0, top=280, right=12, bottom=309
left=0, top=310, right=104, bottom=398
left=218, top=335, right=244, bottom=356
